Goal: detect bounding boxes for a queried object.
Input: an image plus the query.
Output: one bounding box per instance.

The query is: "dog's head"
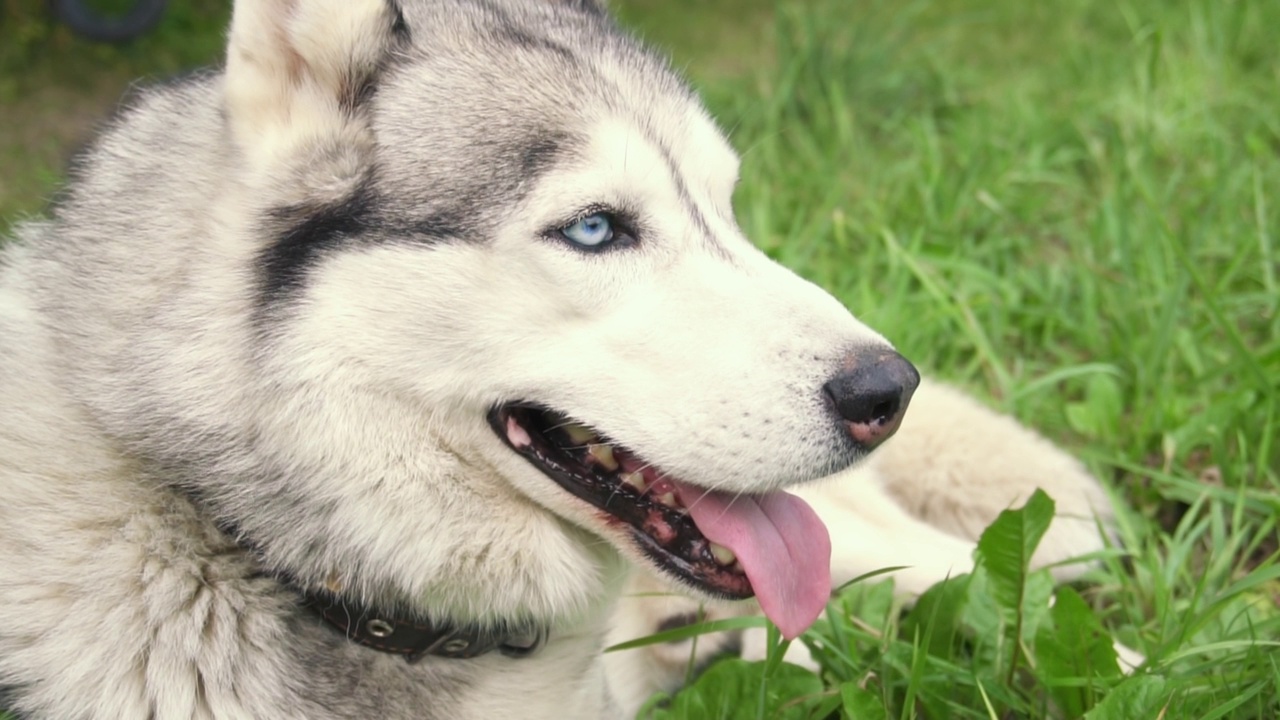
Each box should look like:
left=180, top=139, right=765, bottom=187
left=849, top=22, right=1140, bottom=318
left=212, top=0, right=918, bottom=635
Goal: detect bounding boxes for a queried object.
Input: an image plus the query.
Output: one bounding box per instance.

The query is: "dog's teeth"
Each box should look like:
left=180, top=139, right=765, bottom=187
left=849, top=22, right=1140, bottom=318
left=709, top=543, right=737, bottom=566
left=563, top=423, right=597, bottom=444
left=588, top=443, right=619, bottom=470
left=655, top=491, right=678, bottom=507
left=621, top=472, right=648, bottom=492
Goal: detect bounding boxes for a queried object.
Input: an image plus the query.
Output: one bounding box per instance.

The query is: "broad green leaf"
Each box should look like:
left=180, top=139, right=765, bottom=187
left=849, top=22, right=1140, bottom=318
left=975, top=490, right=1055, bottom=682
left=806, top=692, right=844, bottom=720
left=975, top=489, right=1055, bottom=613
left=1013, top=570, right=1057, bottom=642
left=1065, top=374, right=1125, bottom=438
left=1035, top=587, right=1122, bottom=717
left=901, top=573, right=971, bottom=658
left=839, top=682, right=888, bottom=719
left=1084, top=675, right=1169, bottom=720
left=960, top=566, right=1002, bottom=641
left=834, top=578, right=898, bottom=629
left=648, top=659, right=824, bottom=720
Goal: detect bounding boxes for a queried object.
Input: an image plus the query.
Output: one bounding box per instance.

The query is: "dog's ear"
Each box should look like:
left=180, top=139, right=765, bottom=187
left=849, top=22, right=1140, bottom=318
left=224, top=0, right=403, bottom=175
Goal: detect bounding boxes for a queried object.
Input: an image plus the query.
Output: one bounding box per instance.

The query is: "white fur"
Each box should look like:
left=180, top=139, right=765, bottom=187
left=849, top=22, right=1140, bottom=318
left=225, top=0, right=392, bottom=178
left=0, top=0, right=900, bottom=717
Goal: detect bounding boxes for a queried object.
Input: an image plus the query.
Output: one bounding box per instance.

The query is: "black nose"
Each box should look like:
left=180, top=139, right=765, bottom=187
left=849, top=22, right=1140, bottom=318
left=823, top=349, right=920, bottom=450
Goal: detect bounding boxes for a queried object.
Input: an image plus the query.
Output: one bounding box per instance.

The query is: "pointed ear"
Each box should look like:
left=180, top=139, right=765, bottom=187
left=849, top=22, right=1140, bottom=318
left=224, top=0, right=402, bottom=175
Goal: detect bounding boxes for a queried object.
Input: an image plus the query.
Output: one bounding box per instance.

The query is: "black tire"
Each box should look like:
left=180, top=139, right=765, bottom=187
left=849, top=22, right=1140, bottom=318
left=48, top=0, right=168, bottom=43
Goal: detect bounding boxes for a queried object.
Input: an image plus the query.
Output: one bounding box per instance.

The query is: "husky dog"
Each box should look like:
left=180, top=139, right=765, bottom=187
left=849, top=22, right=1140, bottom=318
left=0, top=0, right=937, bottom=717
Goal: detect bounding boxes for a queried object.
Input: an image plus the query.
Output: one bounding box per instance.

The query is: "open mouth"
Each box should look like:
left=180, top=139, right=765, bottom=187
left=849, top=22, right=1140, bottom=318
left=488, top=402, right=835, bottom=640
left=488, top=404, right=752, bottom=599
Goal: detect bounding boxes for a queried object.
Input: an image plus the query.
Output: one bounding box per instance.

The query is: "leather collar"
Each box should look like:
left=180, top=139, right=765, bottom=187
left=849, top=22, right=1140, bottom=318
left=301, top=587, right=547, bottom=663
left=207, top=516, right=547, bottom=664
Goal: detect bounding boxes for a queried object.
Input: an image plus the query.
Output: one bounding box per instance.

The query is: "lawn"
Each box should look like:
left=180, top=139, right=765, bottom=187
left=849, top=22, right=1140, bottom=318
left=2, top=0, right=1277, bottom=718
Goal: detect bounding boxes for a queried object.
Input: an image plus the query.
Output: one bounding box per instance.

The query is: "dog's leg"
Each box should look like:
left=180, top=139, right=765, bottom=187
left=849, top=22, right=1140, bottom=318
left=869, top=379, right=1119, bottom=580
left=799, top=466, right=979, bottom=597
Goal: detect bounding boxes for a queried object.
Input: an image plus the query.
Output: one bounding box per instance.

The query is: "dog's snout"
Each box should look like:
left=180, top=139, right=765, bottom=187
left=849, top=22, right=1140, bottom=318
left=823, top=350, right=920, bottom=450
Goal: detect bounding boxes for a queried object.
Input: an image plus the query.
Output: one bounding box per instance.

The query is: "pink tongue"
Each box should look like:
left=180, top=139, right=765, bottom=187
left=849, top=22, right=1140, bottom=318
left=673, top=482, right=832, bottom=639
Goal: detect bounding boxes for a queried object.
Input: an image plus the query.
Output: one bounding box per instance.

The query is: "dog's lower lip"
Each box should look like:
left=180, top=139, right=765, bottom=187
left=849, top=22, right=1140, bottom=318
left=487, top=404, right=753, bottom=599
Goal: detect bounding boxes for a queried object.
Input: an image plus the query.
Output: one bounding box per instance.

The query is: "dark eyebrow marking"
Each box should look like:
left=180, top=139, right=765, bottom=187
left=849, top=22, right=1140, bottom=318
left=260, top=181, right=378, bottom=307
left=644, top=129, right=734, bottom=262
left=255, top=129, right=581, bottom=314
left=521, top=133, right=570, bottom=178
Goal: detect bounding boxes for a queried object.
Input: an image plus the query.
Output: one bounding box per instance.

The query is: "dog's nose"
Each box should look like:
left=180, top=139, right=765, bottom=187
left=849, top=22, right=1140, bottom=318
left=823, top=349, right=920, bottom=450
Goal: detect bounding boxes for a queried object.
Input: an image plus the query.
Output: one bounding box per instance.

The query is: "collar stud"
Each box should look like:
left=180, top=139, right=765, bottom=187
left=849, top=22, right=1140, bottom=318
left=302, top=589, right=545, bottom=663
left=365, top=618, right=395, bottom=638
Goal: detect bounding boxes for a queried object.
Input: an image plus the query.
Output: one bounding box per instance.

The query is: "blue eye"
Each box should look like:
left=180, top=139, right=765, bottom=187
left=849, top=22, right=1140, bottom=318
left=559, top=213, right=615, bottom=248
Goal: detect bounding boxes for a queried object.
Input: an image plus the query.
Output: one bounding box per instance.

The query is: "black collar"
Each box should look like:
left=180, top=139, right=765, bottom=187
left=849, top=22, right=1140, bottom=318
left=208, top=516, right=547, bottom=663
left=301, top=588, right=547, bottom=663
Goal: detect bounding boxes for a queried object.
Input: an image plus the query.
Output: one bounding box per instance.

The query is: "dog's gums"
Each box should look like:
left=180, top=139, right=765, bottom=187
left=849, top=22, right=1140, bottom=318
left=489, top=404, right=754, bottom=598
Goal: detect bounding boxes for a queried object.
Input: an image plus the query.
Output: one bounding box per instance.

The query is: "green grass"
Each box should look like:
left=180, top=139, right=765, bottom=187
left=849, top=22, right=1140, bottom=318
left=634, top=0, right=1278, bottom=716
left=0, top=0, right=230, bottom=224
left=2, top=0, right=1278, bottom=717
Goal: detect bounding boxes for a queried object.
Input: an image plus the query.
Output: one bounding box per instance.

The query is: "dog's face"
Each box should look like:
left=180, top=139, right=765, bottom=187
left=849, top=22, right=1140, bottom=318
left=220, top=0, right=917, bottom=633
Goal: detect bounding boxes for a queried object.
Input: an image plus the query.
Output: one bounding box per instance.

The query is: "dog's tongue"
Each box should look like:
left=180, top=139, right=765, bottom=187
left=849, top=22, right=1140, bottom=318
left=673, top=482, right=832, bottom=639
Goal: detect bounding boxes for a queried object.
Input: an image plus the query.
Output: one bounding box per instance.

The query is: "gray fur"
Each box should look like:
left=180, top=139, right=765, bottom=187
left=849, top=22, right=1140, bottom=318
left=0, top=0, right=905, bottom=717
left=0, top=2, right=666, bottom=718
